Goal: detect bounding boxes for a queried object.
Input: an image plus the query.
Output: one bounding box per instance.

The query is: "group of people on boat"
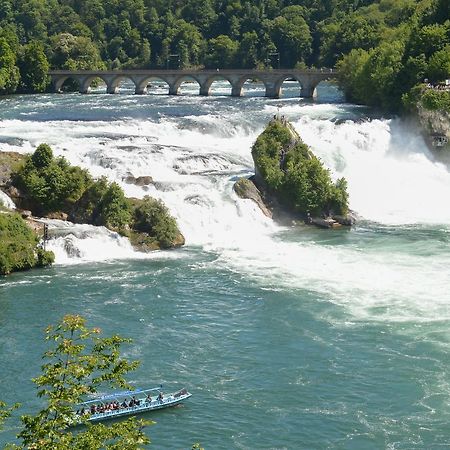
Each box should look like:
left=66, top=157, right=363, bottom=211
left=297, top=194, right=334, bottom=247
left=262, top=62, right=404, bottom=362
left=76, top=393, right=164, bottom=416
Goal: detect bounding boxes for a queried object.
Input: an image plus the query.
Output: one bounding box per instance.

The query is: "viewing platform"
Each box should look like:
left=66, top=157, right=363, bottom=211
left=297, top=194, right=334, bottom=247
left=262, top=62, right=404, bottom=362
left=48, top=68, right=338, bottom=99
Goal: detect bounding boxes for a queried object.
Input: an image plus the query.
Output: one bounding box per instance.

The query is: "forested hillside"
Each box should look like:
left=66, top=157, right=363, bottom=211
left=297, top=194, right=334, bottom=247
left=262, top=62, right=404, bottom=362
left=0, top=0, right=448, bottom=110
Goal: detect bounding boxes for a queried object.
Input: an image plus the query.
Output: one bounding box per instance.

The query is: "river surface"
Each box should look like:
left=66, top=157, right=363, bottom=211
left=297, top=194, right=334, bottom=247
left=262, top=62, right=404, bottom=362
left=0, top=81, right=449, bottom=449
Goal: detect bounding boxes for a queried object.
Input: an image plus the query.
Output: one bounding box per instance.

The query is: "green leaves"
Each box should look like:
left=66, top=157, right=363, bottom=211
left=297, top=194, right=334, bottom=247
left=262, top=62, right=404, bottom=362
left=252, top=120, right=349, bottom=217
left=14, top=315, right=151, bottom=450
left=17, top=41, right=49, bottom=93
left=0, top=37, right=19, bottom=94
left=131, top=196, right=181, bottom=248
left=15, top=146, right=91, bottom=215
left=0, top=212, right=54, bottom=275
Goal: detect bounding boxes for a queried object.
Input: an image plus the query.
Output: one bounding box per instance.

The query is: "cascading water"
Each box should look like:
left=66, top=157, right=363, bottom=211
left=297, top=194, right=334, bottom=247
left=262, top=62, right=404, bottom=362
left=1, top=83, right=449, bottom=321
left=1, top=82, right=450, bottom=449
left=0, top=190, right=15, bottom=209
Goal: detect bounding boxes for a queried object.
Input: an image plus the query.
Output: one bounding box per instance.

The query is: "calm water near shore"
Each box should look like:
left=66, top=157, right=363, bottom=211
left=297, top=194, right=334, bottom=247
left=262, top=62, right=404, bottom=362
left=1, top=82, right=449, bottom=449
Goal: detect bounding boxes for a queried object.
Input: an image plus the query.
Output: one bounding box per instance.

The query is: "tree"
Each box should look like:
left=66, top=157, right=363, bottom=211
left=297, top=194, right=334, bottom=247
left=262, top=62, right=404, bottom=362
left=16, top=144, right=92, bottom=214
left=132, top=196, right=180, bottom=248
left=11, top=315, right=151, bottom=449
left=237, top=31, right=259, bottom=69
left=205, top=35, right=238, bottom=69
left=0, top=212, right=54, bottom=275
left=0, top=37, right=19, bottom=94
left=267, top=10, right=312, bottom=67
left=31, top=143, right=53, bottom=168
left=50, top=33, right=105, bottom=70
left=96, top=182, right=132, bottom=232
left=17, top=41, right=49, bottom=93
left=427, top=45, right=450, bottom=82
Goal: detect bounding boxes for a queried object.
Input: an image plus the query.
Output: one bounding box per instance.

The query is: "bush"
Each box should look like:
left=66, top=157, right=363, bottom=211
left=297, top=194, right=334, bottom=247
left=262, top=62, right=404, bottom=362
left=96, top=182, right=131, bottom=232
left=0, top=212, right=54, bottom=275
left=420, top=89, right=450, bottom=113
left=31, top=143, right=53, bottom=168
left=132, top=196, right=180, bottom=248
left=15, top=144, right=91, bottom=214
left=71, top=177, right=131, bottom=233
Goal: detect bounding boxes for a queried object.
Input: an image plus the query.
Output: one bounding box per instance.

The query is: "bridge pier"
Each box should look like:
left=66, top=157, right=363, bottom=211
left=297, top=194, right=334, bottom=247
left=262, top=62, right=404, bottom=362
left=265, top=86, right=281, bottom=99
left=300, top=84, right=316, bottom=98
left=200, top=84, right=210, bottom=96
left=231, top=85, right=242, bottom=97
left=169, top=84, right=179, bottom=95
left=135, top=87, right=147, bottom=95
left=107, top=84, right=119, bottom=94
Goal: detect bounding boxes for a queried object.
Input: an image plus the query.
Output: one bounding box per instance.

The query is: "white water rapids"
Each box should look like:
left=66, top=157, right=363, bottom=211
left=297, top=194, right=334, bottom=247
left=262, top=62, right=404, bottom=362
left=1, top=90, right=449, bottom=322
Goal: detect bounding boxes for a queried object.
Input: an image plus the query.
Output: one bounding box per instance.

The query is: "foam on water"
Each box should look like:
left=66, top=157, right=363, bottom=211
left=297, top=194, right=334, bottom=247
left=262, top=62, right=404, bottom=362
left=0, top=190, right=15, bottom=209
left=1, top=89, right=449, bottom=322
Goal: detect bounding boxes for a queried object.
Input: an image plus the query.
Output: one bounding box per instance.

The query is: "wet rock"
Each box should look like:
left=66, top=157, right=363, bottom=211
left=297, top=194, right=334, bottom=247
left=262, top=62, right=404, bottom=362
left=233, top=177, right=273, bottom=218
left=46, top=211, right=68, bottom=220
left=124, top=174, right=153, bottom=186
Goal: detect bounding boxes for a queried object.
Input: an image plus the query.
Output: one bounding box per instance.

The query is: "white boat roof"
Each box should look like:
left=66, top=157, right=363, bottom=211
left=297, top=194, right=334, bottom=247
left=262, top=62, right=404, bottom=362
left=79, top=385, right=164, bottom=405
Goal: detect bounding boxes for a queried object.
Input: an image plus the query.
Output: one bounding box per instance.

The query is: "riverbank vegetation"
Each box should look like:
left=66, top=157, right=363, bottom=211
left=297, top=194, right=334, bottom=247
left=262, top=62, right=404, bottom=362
left=12, top=144, right=183, bottom=249
left=250, top=119, right=349, bottom=218
left=0, top=0, right=448, bottom=112
left=0, top=209, right=54, bottom=275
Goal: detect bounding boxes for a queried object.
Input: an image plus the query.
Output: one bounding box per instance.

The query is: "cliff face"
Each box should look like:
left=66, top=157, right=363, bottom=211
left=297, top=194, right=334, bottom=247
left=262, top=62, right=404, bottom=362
left=413, top=88, right=450, bottom=162
left=416, top=104, right=450, bottom=156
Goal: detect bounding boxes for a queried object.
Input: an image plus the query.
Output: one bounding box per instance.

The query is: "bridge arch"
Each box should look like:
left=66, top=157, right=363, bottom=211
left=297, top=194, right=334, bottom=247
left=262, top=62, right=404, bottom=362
left=171, top=75, right=202, bottom=95
left=136, top=76, right=171, bottom=95
left=200, top=75, right=233, bottom=96
left=79, top=75, right=109, bottom=94
left=273, top=74, right=303, bottom=97
left=53, top=76, right=80, bottom=92
left=106, top=75, right=137, bottom=94
left=234, top=75, right=270, bottom=97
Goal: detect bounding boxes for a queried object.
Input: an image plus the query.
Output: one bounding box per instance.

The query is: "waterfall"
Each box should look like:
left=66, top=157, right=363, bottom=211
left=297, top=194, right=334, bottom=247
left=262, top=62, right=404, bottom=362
left=0, top=190, right=15, bottom=210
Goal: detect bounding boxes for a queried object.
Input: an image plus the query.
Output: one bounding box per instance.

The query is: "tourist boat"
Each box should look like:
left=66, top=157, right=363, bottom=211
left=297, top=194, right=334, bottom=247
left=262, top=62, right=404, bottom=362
left=74, top=386, right=191, bottom=423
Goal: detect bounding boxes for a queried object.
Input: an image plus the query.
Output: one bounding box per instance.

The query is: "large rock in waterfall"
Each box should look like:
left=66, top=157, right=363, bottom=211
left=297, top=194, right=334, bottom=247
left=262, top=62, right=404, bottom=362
left=234, top=118, right=355, bottom=228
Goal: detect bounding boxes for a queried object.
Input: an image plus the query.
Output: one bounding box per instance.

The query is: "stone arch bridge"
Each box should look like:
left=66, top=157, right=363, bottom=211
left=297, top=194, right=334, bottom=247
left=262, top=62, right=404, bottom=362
left=48, top=69, right=338, bottom=98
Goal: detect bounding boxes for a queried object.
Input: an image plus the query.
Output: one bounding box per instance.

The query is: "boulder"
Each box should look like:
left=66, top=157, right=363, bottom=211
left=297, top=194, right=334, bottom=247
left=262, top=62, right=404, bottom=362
left=20, top=210, right=32, bottom=218
left=46, top=211, right=68, bottom=220
left=332, top=213, right=356, bottom=226
left=310, top=217, right=340, bottom=228
left=124, top=174, right=153, bottom=186
left=233, top=177, right=273, bottom=218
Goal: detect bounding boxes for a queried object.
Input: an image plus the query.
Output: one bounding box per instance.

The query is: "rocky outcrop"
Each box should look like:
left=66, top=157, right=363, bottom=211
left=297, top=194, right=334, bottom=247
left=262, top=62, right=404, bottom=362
left=415, top=103, right=450, bottom=159
left=0, top=152, right=25, bottom=187
left=234, top=118, right=354, bottom=229
left=233, top=177, right=272, bottom=218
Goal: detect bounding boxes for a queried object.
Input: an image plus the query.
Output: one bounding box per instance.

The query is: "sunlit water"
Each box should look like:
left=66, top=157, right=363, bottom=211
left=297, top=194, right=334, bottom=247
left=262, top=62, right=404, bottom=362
left=0, top=81, right=449, bottom=449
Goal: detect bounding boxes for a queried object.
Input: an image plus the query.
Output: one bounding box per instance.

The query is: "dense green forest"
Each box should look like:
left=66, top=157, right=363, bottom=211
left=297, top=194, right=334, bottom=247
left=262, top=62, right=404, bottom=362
left=0, top=0, right=448, bottom=110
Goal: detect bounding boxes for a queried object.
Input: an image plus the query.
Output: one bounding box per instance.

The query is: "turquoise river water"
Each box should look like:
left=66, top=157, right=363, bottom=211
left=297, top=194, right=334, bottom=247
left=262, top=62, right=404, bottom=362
left=0, top=81, right=449, bottom=449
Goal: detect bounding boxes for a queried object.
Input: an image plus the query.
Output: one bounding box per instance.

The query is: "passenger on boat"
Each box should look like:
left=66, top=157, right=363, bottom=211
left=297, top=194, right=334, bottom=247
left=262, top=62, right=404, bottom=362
left=131, top=396, right=141, bottom=406
left=157, top=392, right=164, bottom=402
left=146, top=394, right=152, bottom=403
